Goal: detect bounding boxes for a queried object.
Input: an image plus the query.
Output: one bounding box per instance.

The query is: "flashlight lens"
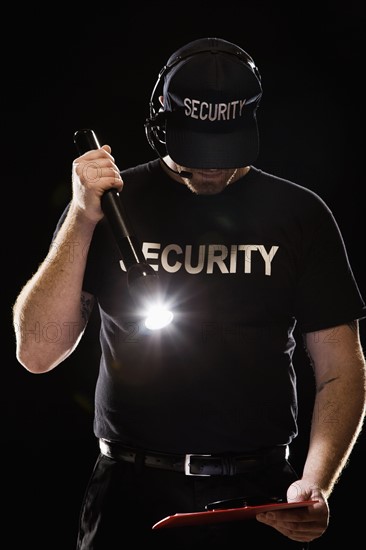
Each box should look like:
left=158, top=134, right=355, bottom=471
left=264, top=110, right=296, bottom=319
left=144, top=306, right=174, bottom=331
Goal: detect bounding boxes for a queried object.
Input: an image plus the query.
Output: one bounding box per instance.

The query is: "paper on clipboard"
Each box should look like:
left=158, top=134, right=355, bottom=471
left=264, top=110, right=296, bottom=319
left=152, top=500, right=318, bottom=529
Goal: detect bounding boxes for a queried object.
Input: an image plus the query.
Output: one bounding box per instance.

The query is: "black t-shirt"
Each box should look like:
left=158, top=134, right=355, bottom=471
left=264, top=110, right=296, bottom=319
left=55, top=162, right=366, bottom=453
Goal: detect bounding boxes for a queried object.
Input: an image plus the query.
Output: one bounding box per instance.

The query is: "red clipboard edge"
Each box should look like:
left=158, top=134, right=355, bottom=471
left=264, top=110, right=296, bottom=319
left=152, top=500, right=319, bottom=529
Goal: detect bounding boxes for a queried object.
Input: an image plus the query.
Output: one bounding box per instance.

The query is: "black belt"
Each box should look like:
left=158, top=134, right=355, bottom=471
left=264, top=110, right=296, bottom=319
left=99, top=439, right=289, bottom=476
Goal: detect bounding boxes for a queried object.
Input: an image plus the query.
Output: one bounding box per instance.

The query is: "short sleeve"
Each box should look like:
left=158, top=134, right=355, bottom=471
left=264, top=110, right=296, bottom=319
left=294, top=204, right=366, bottom=333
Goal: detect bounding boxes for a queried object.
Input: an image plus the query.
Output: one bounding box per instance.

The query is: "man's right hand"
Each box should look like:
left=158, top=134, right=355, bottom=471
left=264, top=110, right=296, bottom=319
left=72, top=144, right=124, bottom=223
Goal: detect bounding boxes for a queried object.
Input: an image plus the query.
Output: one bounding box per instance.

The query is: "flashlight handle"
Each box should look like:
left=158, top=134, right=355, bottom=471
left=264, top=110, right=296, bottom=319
left=73, top=129, right=146, bottom=267
left=73, top=128, right=102, bottom=154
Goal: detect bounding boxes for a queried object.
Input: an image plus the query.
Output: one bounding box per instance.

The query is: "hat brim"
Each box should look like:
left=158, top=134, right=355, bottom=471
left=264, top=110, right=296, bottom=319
left=164, top=118, right=259, bottom=169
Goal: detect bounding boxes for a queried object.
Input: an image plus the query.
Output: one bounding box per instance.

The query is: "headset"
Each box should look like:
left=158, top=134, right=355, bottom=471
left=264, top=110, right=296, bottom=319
left=144, top=38, right=262, bottom=171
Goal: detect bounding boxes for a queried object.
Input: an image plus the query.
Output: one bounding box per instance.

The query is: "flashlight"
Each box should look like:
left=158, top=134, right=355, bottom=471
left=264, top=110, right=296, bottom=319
left=73, top=129, right=173, bottom=330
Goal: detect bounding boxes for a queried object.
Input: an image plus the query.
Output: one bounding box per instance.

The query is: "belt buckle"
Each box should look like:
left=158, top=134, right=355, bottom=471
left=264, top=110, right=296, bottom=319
left=184, top=453, right=212, bottom=476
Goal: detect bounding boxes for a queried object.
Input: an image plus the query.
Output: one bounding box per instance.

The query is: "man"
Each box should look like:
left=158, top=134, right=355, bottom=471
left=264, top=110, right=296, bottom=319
left=13, top=37, right=366, bottom=548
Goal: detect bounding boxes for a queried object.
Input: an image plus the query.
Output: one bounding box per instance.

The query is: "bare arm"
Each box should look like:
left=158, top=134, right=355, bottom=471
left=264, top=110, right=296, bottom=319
left=13, top=145, right=123, bottom=373
left=301, top=321, right=366, bottom=497
left=257, top=321, right=366, bottom=543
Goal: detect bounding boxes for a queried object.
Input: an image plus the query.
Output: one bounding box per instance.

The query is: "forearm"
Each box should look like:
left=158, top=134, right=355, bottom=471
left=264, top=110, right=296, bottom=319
left=302, top=328, right=366, bottom=497
left=13, top=204, right=97, bottom=373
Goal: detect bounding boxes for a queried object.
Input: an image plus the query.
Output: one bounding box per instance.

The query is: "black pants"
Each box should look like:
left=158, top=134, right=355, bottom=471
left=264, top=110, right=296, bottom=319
left=76, top=453, right=310, bottom=549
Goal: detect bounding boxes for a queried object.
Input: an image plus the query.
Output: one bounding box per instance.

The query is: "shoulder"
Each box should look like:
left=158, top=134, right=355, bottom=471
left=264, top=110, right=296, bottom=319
left=120, top=159, right=161, bottom=181
left=248, top=166, right=335, bottom=225
left=251, top=167, right=327, bottom=202
left=119, top=159, right=162, bottom=197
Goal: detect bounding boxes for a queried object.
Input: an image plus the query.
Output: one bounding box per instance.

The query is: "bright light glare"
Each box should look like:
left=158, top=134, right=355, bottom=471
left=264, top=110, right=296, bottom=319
left=144, top=305, right=174, bottom=331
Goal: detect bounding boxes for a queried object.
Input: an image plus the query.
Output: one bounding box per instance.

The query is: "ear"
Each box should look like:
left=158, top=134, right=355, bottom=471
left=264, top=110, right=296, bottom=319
left=159, top=95, right=164, bottom=107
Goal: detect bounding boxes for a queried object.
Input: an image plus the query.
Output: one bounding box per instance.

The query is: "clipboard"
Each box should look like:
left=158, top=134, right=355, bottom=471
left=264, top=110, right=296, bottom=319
left=152, top=500, right=318, bottom=529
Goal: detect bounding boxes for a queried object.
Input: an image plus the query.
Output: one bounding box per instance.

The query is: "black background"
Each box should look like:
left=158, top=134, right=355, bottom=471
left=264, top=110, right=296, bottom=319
left=3, top=2, right=365, bottom=548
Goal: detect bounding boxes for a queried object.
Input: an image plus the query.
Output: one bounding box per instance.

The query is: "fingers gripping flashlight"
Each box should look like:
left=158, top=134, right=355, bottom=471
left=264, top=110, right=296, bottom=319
left=73, top=129, right=173, bottom=330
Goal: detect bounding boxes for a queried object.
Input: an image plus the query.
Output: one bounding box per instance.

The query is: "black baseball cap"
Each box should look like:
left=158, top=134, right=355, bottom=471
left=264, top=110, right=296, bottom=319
left=162, top=37, right=262, bottom=169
